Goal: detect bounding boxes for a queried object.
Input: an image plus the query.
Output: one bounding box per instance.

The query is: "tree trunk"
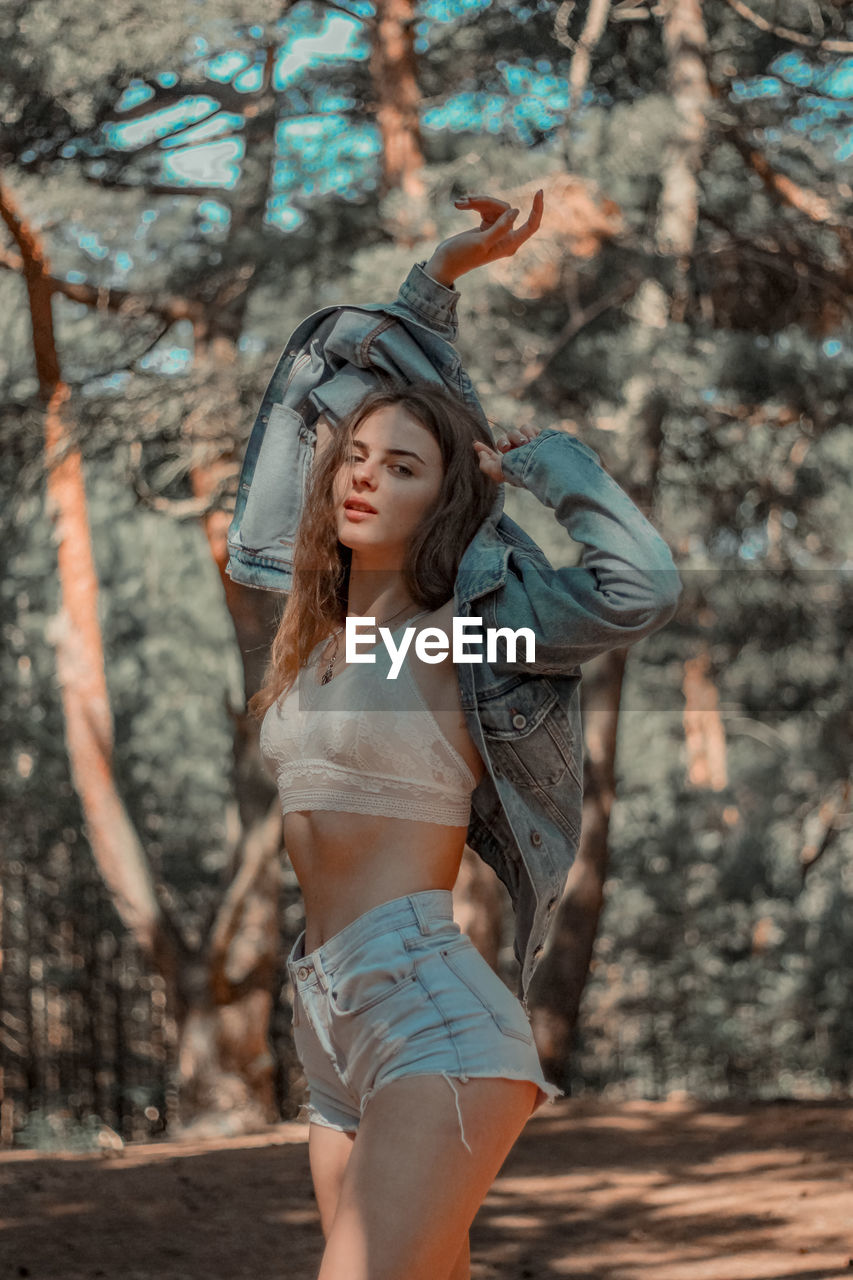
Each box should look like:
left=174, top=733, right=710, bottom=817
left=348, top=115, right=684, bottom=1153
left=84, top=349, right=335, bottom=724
left=683, top=650, right=728, bottom=790
left=369, top=0, right=433, bottom=244
left=528, top=0, right=707, bottom=1084
left=1, top=177, right=278, bottom=1135
left=528, top=648, right=624, bottom=1089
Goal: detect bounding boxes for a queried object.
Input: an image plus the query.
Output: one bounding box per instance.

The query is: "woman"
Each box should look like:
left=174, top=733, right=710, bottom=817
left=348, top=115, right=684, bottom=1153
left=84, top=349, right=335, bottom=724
left=245, top=194, right=682, bottom=1280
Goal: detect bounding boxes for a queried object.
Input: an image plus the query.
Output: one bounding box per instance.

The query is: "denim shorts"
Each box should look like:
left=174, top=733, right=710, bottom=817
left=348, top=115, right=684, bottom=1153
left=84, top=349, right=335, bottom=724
left=286, top=889, right=563, bottom=1152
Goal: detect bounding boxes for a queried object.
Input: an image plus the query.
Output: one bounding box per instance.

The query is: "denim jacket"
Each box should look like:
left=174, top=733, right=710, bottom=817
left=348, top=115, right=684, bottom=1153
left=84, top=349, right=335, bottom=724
left=226, top=263, right=682, bottom=1008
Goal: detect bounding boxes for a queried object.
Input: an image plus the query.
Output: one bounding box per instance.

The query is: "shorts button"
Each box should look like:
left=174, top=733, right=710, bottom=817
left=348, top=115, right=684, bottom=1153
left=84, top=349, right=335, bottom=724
left=296, top=965, right=310, bottom=980
left=530, top=830, right=542, bottom=846
left=512, top=713, right=526, bottom=730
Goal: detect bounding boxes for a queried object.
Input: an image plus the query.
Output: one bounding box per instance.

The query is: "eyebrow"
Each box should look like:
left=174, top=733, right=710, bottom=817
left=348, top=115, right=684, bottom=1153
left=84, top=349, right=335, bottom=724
left=350, top=438, right=426, bottom=464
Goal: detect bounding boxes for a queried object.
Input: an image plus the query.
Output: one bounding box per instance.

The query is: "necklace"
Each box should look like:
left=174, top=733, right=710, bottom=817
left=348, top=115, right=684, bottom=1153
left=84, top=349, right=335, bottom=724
left=319, top=602, right=417, bottom=685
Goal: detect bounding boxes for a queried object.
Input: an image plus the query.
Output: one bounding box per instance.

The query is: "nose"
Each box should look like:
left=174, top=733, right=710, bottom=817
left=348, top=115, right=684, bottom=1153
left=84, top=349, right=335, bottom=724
left=351, top=457, right=377, bottom=488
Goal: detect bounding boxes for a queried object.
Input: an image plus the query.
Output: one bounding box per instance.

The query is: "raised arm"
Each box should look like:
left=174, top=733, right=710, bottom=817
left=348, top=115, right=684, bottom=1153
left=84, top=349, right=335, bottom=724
left=472, top=425, right=682, bottom=672
left=424, top=191, right=544, bottom=289
left=314, top=192, right=545, bottom=457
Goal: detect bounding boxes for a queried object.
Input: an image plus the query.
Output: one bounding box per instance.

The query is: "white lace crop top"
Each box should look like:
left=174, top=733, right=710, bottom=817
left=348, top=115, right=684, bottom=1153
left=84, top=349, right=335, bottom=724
left=259, top=615, right=478, bottom=827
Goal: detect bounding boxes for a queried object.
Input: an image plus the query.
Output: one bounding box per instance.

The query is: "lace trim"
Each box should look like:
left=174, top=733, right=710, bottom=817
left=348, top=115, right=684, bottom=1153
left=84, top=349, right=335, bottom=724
left=277, top=785, right=471, bottom=827
left=396, top=663, right=478, bottom=790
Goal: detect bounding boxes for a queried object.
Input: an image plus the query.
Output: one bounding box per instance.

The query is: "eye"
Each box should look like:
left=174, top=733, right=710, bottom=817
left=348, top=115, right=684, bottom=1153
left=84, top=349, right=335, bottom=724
left=391, top=463, right=413, bottom=476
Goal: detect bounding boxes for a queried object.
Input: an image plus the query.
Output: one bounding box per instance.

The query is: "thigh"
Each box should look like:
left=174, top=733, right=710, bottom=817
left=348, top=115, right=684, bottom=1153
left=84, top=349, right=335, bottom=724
left=317, top=1073, right=538, bottom=1280
left=309, top=1122, right=357, bottom=1240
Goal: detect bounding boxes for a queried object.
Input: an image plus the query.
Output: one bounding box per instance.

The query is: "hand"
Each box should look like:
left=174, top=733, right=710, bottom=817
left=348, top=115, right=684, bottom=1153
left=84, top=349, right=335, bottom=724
left=425, top=191, right=544, bottom=287
left=473, top=425, right=542, bottom=484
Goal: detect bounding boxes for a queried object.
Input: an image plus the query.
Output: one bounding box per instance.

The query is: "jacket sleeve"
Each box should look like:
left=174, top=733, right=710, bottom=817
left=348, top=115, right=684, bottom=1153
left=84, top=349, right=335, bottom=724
left=390, top=261, right=462, bottom=343
left=493, top=427, right=682, bottom=671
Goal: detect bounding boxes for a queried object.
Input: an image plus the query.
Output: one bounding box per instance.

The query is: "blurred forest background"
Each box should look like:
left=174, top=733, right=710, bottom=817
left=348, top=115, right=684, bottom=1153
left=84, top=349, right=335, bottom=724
left=0, top=0, right=851, bottom=1151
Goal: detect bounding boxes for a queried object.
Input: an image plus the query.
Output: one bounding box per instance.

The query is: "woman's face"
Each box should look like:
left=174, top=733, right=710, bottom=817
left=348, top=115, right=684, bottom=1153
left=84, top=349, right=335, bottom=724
left=333, top=404, right=444, bottom=565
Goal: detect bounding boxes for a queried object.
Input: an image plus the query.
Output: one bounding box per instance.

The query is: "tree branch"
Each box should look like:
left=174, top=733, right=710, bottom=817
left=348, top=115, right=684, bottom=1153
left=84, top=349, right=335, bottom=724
left=724, top=129, right=849, bottom=239
left=321, top=0, right=376, bottom=25
left=801, top=779, right=851, bottom=880
left=106, top=79, right=255, bottom=124
left=518, top=274, right=643, bottom=393
left=206, top=799, right=283, bottom=994
left=77, top=169, right=239, bottom=204
left=567, top=0, right=613, bottom=110
left=722, top=0, right=853, bottom=54
left=0, top=252, right=207, bottom=328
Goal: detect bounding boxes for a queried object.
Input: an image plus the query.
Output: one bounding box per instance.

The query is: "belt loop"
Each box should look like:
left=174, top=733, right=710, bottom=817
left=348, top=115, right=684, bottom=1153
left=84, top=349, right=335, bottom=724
left=312, top=951, right=330, bottom=993
left=409, top=893, right=433, bottom=936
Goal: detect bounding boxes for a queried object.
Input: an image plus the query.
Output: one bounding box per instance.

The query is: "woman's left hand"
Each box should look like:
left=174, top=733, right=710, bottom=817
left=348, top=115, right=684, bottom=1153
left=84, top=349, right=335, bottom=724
left=425, top=191, right=544, bottom=288
left=473, top=425, right=542, bottom=484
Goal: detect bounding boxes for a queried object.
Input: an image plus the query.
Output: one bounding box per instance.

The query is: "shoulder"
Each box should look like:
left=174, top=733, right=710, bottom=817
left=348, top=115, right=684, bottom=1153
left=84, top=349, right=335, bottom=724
left=421, top=599, right=455, bottom=633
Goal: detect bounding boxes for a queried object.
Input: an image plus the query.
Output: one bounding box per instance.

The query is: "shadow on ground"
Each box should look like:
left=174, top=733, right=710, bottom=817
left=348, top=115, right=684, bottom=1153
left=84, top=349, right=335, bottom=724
left=1, top=1099, right=851, bottom=1279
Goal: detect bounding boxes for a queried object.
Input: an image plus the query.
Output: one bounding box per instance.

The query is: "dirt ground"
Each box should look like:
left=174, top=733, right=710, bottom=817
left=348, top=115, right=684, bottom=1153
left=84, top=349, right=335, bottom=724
left=1, top=1097, right=851, bottom=1280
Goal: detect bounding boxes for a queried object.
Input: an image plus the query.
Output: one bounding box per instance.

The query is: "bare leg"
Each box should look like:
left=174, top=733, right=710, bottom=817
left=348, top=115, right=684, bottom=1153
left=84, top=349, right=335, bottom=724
left=317, top=1074, right=538, bottom=1280
left=308, top=1123, right=356, bottom=1239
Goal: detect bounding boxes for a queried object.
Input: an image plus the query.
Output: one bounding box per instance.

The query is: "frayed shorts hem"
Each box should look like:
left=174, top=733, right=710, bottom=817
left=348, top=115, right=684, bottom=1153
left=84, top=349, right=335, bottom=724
left=299, top=1069, right=564, bottom=1153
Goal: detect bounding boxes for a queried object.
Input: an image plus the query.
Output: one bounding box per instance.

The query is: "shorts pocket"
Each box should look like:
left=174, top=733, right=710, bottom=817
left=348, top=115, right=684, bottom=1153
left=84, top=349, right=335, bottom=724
left=438, top=938, right=533, bottom=1044
left=327, top=938, right=417, bottom=1018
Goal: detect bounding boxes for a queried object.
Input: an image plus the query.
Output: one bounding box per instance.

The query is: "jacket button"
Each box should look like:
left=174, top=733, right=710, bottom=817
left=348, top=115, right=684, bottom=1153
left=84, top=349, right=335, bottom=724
left=296, top=966, right=309, bottom=980
left=512, top=713, right=526, bottom=730
left=530, top=830, right=542, bottom=846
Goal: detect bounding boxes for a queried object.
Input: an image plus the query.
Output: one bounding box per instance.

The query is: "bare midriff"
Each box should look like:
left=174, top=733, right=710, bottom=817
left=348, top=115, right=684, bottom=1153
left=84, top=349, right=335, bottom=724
left=285, top=811, right=472, bottom=952
left=284, top=597, right=486, bottom=951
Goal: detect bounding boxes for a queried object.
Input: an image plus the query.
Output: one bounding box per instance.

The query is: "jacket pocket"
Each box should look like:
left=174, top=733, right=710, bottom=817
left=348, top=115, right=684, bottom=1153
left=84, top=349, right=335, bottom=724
left=477, top=679, right=578, bottom=790
left=239, top=404, right=310, bottom=553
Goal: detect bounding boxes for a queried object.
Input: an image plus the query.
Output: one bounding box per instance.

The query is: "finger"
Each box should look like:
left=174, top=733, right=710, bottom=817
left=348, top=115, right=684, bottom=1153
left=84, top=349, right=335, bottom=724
left=516, top=189, right=544, bottom=240
left=455, top=194, right=513, bottom=232
left=473, top=440, right=503, bottom=481
left=473, top=440, right=500, bottom=458
left=454, top=195, right=512, bottom=213
left=481, top=207, right=520, bottom=248
left=496, top=191, right=544, bottom=253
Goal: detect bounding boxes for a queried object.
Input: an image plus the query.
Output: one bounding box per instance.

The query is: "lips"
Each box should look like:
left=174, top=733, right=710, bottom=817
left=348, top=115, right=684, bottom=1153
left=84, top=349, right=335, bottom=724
left=344, top=498, right=377, bottom=514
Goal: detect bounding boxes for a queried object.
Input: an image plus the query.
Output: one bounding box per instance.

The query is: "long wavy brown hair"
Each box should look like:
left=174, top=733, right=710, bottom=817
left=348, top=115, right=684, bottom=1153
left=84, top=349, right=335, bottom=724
left=248, top=384, right=497, bottom=721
